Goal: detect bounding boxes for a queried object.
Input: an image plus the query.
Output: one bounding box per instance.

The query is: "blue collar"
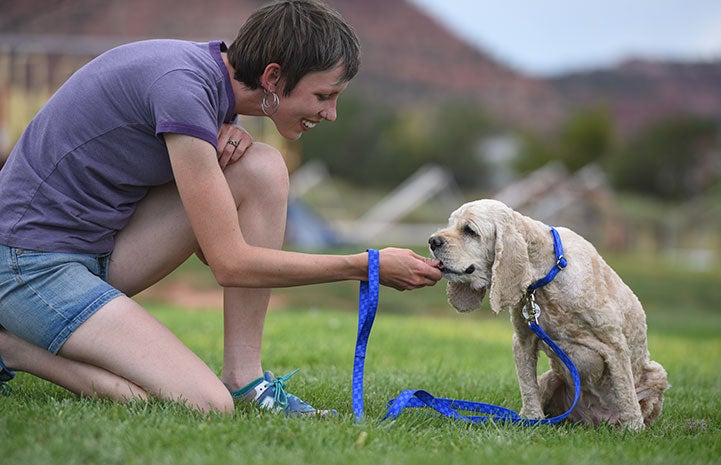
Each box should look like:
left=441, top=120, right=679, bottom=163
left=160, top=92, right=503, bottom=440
left=527, top=226, right=567, bottom=293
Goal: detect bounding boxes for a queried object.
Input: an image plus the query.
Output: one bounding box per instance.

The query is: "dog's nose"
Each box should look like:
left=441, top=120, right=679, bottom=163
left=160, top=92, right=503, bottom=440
left=429, top=235, right=444, bottom=251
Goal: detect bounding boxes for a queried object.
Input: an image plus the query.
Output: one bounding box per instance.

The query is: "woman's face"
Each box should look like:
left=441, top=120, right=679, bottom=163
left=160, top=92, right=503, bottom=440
left=270, top=64, right=349, bottom=140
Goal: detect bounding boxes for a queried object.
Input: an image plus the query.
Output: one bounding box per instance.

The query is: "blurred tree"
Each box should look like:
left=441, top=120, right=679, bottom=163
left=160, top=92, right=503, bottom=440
left=429, top=103, right=494, bottom=188
left=299, top=97, right=396, bottom=185
left=513, top=131, right=556, bottom=174
left=607, top=117, right=719, bottom=199
left=557, top=107, right=614, bottom=171
left=514, top=107, right=614, bottom=174
left=300, top=97, right=493, bottom=188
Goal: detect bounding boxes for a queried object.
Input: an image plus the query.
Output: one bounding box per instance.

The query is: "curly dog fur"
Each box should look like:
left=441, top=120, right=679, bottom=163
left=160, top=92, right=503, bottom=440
left=428, top=199, right=668, bottom=429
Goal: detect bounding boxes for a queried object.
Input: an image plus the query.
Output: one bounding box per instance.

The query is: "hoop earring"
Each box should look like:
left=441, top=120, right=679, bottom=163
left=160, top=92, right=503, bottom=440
left=261, top=89, right=280, bottom=116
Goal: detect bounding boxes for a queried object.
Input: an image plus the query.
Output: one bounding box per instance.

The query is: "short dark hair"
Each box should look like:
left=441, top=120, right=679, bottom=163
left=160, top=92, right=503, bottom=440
left=227, top=0, right=361, bottom=96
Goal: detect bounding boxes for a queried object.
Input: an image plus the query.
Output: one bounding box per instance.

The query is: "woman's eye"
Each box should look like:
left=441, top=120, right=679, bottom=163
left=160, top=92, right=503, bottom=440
left=463, top=225, right=478, bottom=237
left=317, top=94, right=331, bottom=101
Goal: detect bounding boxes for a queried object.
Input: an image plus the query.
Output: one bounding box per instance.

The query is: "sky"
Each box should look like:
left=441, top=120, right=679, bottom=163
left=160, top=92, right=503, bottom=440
left=409, top=0, right=721, bottom=76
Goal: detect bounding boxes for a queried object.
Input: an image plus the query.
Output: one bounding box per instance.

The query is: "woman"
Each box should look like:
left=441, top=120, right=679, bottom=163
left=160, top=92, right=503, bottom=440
left=0, top=0, right=442, bottom=415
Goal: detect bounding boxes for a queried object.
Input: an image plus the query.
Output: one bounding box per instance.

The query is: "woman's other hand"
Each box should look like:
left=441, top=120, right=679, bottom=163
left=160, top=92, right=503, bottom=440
left=217, top=122, right=253, bottom=169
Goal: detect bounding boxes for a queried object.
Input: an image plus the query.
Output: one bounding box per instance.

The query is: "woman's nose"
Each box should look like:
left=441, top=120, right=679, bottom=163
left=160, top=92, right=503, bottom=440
left=321, top=103, right=337, bottom=122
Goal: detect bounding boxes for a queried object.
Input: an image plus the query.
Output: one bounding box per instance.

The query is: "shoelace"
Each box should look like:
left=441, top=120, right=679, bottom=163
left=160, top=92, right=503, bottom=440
left=269, top=368, right=301, bottom=409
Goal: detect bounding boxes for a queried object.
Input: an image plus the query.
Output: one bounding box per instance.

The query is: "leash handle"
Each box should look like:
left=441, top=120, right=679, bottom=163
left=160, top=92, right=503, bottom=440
left=352, top=248, right=380, bottom=422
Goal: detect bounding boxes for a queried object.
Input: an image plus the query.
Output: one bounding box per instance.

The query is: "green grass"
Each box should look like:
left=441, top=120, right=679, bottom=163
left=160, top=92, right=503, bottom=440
left=2, top=254, right=720, bottom=465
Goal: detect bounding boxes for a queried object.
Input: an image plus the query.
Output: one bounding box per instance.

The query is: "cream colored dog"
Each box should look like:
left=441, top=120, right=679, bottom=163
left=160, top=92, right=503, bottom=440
left=428, top=199, right=668, bottom=429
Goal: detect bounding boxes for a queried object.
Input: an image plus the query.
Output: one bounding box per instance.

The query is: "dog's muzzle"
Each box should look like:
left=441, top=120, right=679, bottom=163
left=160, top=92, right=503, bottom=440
left=428, top=235, right=475, bottom=275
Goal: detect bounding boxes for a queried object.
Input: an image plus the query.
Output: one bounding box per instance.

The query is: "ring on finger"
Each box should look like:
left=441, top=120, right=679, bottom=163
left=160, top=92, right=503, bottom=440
left=227, top=139, right=239, bottom=148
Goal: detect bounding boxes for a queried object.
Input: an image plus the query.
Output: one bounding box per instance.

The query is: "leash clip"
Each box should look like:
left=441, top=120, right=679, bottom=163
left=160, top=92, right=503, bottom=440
left=522, top=292, right=541, bottom=325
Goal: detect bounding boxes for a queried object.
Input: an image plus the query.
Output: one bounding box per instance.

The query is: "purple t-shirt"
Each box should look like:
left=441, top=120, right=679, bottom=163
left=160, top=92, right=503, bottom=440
left=0, top=40, right=235, bottom=253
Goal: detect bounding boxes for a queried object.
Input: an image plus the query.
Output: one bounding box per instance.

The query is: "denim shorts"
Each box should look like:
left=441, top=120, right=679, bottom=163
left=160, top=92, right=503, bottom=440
left=0, top=244, right=123, bottom=354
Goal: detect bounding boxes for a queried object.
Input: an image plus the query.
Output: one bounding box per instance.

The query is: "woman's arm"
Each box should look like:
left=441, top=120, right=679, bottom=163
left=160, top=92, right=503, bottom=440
left=165, top=133, right=441, bottom=290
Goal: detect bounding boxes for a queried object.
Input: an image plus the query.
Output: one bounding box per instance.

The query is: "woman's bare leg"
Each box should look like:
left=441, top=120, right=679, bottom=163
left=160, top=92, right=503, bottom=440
left=58, top=296, right=233, bottom=412
left=0, top=300, right=232, bottom=412
left=219, top=144, right=289, bottom=390
left=0, top=328, right=147, bottom=402
left=108, top=142, right=290, bottom=390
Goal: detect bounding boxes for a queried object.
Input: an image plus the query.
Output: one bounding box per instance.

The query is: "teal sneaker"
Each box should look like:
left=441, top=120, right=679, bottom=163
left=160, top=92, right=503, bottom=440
left=230, top=369, right=336, bottom=417
left=0, top=355, right=15, bottom=396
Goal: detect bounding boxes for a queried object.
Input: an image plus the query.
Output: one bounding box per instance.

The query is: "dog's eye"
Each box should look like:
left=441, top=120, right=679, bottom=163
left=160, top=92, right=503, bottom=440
left=463, top=225, right=478, bottom=237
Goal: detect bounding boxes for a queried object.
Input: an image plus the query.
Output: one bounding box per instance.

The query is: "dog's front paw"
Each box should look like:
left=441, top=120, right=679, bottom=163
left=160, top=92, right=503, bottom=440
left=622, top=416, right=646, bottom=431
left=519, top=406, right=545, bottom=420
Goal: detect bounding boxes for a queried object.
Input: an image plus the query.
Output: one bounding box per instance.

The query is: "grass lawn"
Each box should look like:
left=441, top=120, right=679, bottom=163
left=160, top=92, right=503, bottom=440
left=2, top=252, right=720, bottom=465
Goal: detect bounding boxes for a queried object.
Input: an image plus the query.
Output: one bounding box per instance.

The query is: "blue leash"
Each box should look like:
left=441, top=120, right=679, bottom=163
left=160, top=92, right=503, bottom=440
left=352, top=248, right=380, bottom=422
left=353, top=228, right=581, bottom=425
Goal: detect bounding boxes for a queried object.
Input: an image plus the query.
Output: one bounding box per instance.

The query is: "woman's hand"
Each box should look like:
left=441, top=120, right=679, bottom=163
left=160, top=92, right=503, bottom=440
left=378, top=247, right=442, bottom=291
left=217, top=122, right=253, bottom=169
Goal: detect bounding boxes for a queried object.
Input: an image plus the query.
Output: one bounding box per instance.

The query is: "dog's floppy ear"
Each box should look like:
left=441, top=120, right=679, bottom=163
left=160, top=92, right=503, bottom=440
left=488, top=213, right=531, bottom=314
left=447, top=281, right=486, bottom=312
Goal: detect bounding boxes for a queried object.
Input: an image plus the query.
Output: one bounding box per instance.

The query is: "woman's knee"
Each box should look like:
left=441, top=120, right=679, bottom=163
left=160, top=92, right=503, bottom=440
left=225, top=142, right=290, bottom=206
left=192, top=386, right=234, bottom=413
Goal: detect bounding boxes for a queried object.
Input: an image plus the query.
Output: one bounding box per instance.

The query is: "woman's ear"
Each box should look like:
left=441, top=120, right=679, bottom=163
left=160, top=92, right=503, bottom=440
left=261, top=63, right=282, bottom=91
left=488, top=216, right=530, bottom=314
left=447, top=281, right=486, bottom=313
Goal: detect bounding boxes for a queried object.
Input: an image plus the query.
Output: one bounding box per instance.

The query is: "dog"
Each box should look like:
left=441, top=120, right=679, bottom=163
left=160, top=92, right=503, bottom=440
left=428, top=199, right=668, bottom=429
